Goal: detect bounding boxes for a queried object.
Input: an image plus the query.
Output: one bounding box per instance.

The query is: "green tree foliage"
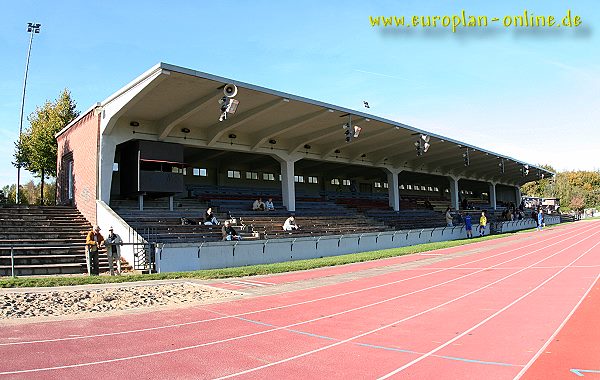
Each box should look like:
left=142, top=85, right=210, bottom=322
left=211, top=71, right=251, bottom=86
left=1, top=180, right=56, bottom=205
left=13, top=89, right=79, bottom=203
left=522, top=166, right=600, bottom=212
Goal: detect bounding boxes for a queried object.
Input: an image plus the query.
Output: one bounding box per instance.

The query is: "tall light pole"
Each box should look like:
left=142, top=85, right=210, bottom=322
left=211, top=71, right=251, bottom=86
left=16, top=22, right=41, bottom=204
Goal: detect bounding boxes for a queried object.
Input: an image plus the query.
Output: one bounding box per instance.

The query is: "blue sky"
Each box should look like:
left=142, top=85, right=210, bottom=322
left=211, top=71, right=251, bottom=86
left=1, top=0, right=598, bottom=188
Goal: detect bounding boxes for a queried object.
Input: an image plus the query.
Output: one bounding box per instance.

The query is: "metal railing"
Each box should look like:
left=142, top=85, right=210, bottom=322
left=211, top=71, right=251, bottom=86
left=0, top=240, right=156, bottom=277
left=130, top=226, right=157, bottom=272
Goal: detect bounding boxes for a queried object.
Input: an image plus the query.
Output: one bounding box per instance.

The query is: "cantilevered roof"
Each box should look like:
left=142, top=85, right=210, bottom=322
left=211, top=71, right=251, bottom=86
left=87, top=62, right=553, bottom=185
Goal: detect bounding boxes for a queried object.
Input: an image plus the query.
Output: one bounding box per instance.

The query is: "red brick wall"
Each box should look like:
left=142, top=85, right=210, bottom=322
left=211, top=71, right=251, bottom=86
left=56, top=109, right=100, bottom=225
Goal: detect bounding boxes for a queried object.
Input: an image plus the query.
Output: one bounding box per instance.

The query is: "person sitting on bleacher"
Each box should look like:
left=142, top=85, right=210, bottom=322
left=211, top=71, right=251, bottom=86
left=252, top=198, right=265, bottom=211
left=424, top=199, right=433, bottom=210
left=222, top=220, right=241, bottom=241
left=265, top=198, right=275, bottom=211
left=204, top=207, right=219, bottom=225
left=283, top=215, right=300, bottom=231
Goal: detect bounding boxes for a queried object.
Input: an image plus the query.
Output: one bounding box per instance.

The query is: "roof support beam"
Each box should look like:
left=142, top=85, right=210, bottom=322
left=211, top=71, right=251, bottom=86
left=345, top=129, right=398, bottom=161
left=250, top=109, right=329, bottom=150
left=103, top=68, right=169, bottom=135
left=288, top=123, right=349, bottom=154
left=368, top=135, right=424, bottom=164
left=319, top=118, right=371, bottom=158
left=384, top=142, right=457, bottom=169
left=158, top=92, right=216, bottom=140
left=206, top=98, right=286, bottom=146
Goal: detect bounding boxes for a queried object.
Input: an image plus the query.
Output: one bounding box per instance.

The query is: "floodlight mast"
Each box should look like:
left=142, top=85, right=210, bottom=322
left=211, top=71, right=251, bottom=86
left=16, top=22, right=41, bottom=204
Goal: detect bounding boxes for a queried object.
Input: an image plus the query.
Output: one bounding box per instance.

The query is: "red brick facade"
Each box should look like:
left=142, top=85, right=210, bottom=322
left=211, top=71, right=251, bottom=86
left=56, top=109, right=100, bottom=225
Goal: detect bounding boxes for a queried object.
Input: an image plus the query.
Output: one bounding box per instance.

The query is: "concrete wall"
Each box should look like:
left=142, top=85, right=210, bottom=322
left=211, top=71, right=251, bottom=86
left=56, top=109, right=101, bottom=225
left=155, top=224, right=490, bottom=273
left=497, top=215, right=560, bottom=233
left=96, top=200, right=147, bottom=267
left=155, top=216, right=562, bottom=273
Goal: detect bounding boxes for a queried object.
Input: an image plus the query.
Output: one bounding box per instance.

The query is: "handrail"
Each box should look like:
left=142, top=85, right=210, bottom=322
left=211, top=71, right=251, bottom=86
left=0, top=242, right=143, bottom=250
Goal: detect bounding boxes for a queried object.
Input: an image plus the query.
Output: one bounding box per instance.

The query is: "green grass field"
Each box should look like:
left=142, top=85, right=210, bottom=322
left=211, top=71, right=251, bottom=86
left=0, top=228, right=540, bottom=288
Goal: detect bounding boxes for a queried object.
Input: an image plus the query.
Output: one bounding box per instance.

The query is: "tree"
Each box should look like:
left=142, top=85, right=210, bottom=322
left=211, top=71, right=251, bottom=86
left=569, top=195, right=585, bottom=212
left=522, top=165, right=600, bottom=212
left=13, top=89, right=79, bottom=204
left=1, top=180, right=55, bottom=205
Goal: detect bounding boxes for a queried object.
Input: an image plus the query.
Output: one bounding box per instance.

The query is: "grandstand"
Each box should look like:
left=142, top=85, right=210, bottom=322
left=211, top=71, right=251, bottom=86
left=0, top=206, right=124, bottom=276
left=46, top=62, right=554, bottom=274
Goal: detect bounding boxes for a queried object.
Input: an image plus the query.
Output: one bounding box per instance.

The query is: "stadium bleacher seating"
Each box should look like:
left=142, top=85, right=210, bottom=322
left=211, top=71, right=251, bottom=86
left=111, top=197, right=256, bottom=243
left=112, top=186, right=503, bottom=243
left=0, top=206, right=125, bottom=276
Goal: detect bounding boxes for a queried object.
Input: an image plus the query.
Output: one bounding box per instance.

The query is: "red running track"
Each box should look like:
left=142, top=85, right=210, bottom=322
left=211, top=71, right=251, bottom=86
left=0, top=221, right=598, bottom=379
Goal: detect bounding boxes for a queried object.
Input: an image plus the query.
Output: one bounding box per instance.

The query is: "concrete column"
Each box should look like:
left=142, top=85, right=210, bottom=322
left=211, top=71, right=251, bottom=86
left=515, top=186, right=522, bottom=205
left=98, top=136, right=118, bottom=205
left=449, top=176, right=460, bottom=210
left=138, top=194, right=144, bottom=211
left=280, top=160, right=296, bottom=212
left=489, top=182, right=497, bottom=210
left=169, top=195, right=174, bottom=211
left=384, top=168, right=401, bottom=211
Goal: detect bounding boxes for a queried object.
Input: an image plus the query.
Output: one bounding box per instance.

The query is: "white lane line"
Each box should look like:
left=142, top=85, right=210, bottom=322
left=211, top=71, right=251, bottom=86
left=2, top=222, right=580, bottom=347
left=224, top=281, right=266, bottom=287
left=241, top=279, right=276, bottom=285
left=213, top=230, right=600, bottom=380
left=513, top=273, right=600, bottom=380
left=1, top=225, right=595, bottom=376
left=378, top=242, right=600, bottom=379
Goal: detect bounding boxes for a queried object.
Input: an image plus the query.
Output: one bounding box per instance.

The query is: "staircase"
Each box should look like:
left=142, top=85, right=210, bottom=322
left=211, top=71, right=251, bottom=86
left=0, top=205, right=125, bottom=276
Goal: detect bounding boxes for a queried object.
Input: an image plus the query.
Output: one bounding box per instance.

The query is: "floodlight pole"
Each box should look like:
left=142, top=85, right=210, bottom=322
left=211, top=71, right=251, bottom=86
left=16, top=22, right=41, bottom=204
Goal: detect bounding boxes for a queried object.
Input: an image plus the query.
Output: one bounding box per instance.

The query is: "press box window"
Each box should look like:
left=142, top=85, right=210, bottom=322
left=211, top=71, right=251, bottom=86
left=294, top=175, right=305, bottom=183
left=113, top=163, right=119, bottom=172
left=374, top=182, right=382, bottom=188
left=193, top=168, right=207, bottom=177
left=308, top=176, right=318, bottom=184
left=331, top=179, right=340, bottom=185
left=227, top=170, right=241, bottom=179
left=246, top=171, right=258, bottom=180
left=263, top=173, right=275, bottom=181
left=383, top=182, right=389, bottom=189
left=342, top=179, right=351, bottom=186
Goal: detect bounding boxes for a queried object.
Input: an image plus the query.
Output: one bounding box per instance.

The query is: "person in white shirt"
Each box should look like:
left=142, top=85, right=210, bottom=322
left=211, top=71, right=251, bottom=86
left=445, top=207, right=453, bottom=227
left=283, top=216, right=299, bottom=231
left=252, top=198, right=265, bottom=211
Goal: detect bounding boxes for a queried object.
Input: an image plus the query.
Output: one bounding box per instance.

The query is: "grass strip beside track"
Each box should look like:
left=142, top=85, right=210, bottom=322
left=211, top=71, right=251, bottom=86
left=0, top=228, right=538, bottom=288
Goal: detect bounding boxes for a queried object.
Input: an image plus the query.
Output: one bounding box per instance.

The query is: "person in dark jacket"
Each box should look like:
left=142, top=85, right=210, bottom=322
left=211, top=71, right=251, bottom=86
left=222, top=220, right=241, bottom=240
left=204, top=207, right=219, bottom=225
